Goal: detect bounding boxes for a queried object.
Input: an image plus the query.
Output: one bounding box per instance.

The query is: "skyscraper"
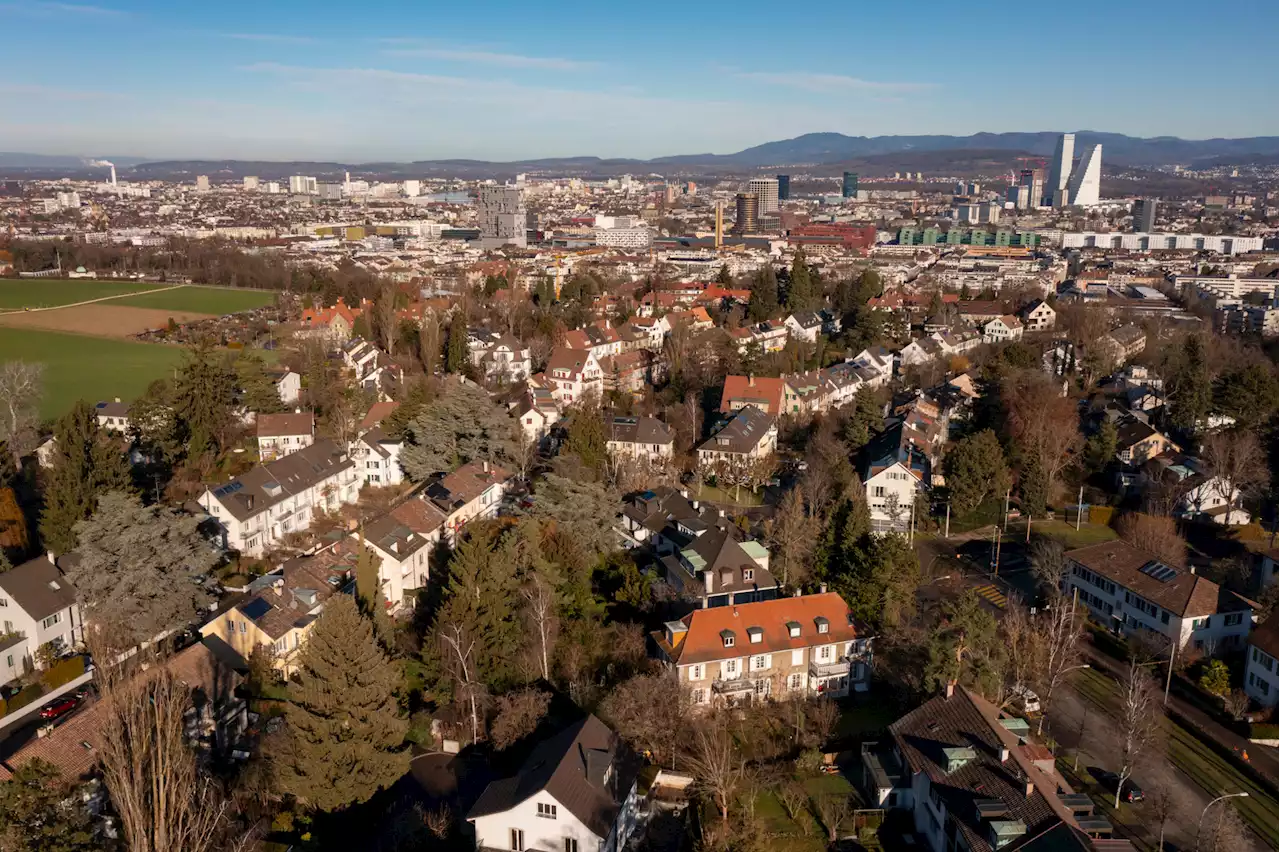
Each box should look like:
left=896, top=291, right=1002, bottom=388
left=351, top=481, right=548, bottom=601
left=748, top=177, right=780, bottom=214
left=1045, top=133, right=1075, bottom=207
left=776, top=174, right=790, bottom=201
left=477, top=184, right=528, bottom=247
left=195, top=175, right=210, bottom=192
left=842, top=171, right=858, bottom=198
left=1066, top=144, right=1102, bottom=206
left=734, top=192, right=759, bottom=234
left=1132, top=198, right=1158, bottom=233
left=243, top=176, right=259, bottom=192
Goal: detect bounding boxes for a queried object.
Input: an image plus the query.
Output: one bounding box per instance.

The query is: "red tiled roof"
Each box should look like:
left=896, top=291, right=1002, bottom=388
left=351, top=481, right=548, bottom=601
left=720, top=375, right=785, bottom=415
left=361, top=401, right=401, bottom=430
left=665, top=592, right=859, bottom=666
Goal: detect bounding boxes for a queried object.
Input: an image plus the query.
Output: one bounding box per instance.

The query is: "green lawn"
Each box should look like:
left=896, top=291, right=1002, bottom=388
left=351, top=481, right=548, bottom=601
left=0, top=277, right=163, bottom=309
left=110, top=285, right=276, bottom=314
left=1034, top=520, right=1118, bottom=549
left=694, top=482, right=765, bottom=507
left=0, top=328, right=186, bottom=419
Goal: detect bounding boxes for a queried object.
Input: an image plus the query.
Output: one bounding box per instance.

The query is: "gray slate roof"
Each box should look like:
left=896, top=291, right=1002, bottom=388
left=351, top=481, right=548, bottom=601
left=0, top=557, right=78, bottom=621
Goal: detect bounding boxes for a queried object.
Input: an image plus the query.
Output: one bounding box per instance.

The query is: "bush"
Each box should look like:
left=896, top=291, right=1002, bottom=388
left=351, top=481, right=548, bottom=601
left=0, top=683, right=46, bottom=717
left=1198, top=659, right=1231, bottom=697
left=1249, top=723, right=1279, bottom=740
left=1088, top=505, right=1114, bottom=525
left=40, top=655, right=86, bottom=691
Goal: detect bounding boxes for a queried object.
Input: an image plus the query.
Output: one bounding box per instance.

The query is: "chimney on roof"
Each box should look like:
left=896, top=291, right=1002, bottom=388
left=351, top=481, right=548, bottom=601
left=999, top=746, right=1010, bottom=763
left=114, top=397, right=121, bottom=403
left=46, top=551, right=56, bottom=565
left=1189, top=565, right=1196, bottom=575
left=793, top=588, right=801, bottom=598
left=819, top=583, right=828, bottom=594
left=1024, top=779, right=1035, bottom=799
left=748, top=374, right=755, bottom=386
left=945, top=680, right=956, bottom=698
left=295, top=407, right=302, bottom=414
left=704, top=571, right=714, bottom=596
left=482, top=460, right=490, bottom=474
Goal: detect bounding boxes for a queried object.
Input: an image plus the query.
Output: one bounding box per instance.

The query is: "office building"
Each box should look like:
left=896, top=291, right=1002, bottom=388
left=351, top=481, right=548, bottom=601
left=842, top=171, right=858, bottom=198
left=1062, top=232, right=1263, bottom=254
left=685, top=181, right=697, bottom=196
left=748, top=177, right=780, bottom=214
left=195, top=175, right=210, bottom=192
left=955, top=201, right=1001, bottom=224
left=318, top=183, right=343, bottom=201
left=734, top=192, right=759, bottom=234
left=265, top=181, right=280, bottom=194
left=1066, top=144, right=1102, bottom=206
left=289, top=175, right=318, bottom=195
left=1045, top=133, right=1074, bottom=206
left=243, top=176, right=259, bottom=191
left=776, top=174, right=791, bottom=201
left=477, top=183, right=527, bottom=247
left=1132, top=198, right=1157, bottom=233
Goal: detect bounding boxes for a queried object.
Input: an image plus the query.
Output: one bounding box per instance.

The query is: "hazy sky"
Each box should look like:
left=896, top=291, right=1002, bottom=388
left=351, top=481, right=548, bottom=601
left=2, top=0, right=1276, bottom=161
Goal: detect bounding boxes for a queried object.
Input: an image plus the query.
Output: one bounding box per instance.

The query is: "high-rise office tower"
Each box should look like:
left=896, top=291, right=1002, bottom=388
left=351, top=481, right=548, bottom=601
left=1018, top=169, right=1044, bottom=210
left=734, top=192, right=759, bottom=234
left=403, top=179, right=421, bottom=197
left=195, top=175, right=210, bottom=192
left=776, top=174, right=790, bottom=201
left=477, top=184, right=528, bottom=247
left=1066, top=144, right=1102, bottom=206
left=1132, top=198, right=1157, bottom=232
left=1045, top=133, right=1075, bottom=207
left=842, top=171, right=858, bottom=198
left=289, top=175, right=317, bottom=195
left=748, top=177, right=780, bottom=214
left=243, top=176, right=259, bottom=192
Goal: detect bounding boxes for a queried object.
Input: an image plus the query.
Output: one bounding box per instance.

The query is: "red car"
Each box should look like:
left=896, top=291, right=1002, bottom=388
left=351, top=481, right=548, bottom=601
left=39, top=696, right=79, bottom=721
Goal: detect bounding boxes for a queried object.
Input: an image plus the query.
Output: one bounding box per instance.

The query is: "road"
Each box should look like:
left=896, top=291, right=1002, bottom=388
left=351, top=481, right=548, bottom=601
left=0, top=669, right=96, bottom=763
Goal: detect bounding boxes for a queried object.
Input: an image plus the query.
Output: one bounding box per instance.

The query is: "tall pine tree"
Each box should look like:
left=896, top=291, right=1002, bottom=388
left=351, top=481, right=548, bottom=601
left=445, top=321, right=469, bottom=375
left=173, top=342, right=236, bottom=458
left=39, top=401, right=133, bottom=555
left=274, top=595, right=407, bottom=813
left=786, top=247, right=816, bottom=312
left=747, top=266, right=779, bottom=322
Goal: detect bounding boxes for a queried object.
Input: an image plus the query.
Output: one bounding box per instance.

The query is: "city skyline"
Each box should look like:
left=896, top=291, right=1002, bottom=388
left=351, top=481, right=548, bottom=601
left=1, top=0, right=1277, bottom=160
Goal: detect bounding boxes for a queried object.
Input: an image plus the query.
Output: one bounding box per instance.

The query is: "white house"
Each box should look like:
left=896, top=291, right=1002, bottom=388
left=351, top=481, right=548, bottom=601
left=1175, top=474, right=1251, bottom=526
left=785, top=311, right=824, bottom=343
left=696, top=405, right=777, bottom=473
left=512, top=389, right=559, bottom=446
left=981, top=315, right=1024, bottom=343
left=0, top=556, right=84, bottom=688
left=422, top=461, right=512, bottom=543
left=545, top=347, right=603, bottom=406
left=851, top=347, right=895, bottom=387
left=1244, top=613, right=1277, bottom=707
left=347, top=513, right=430, bottom=613
left=468, top=329, right=532, bottom=383
left=468, top=715, right=642, bottom=852
left=652, top=592, right=872, bottom=708
left=266, top=367, right=302, bottom=405
left=1019, top=299, right=1056, bottom=332
left=862, top=424, right=929, bottom=534
left=340, top=337, right=401, bottom=396
left=604, top=414, right=674, bottom=465
left=256, top=411, right=315, bottom=461
left=349, top=426, right=405, bottom=486
left=198, top=439, right=360, bottom=557
left=1064, top=541, right=1254, bottom=653
left=94, top=399, right=131, bottom=435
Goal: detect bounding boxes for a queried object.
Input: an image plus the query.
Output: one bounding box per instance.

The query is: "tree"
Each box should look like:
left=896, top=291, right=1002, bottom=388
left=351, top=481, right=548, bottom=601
left=0, top=758, right=96, bottom=852
left=1114, top=512, right=1187, bottom=567
left=1167, top=334, right=1212, bottom=432
left=766, top=488, right=817, bottom=588
left=1083, top=419, right=1118, bottom=473
left=1002, top=370, right=1082, bottom=515
left=815, top=793, right=852, bottom=843
left=924, top=589, right=1004, bottom=696
left=562, top=406, right=608, bottom=474
left=747, top=266, right=779, bottom=322
left=1215, top=362, right=1278, bottom=429
left=1201, top=430, right=1265, bottom=520
left=528, top=474, right=620, bottom=559
left=418, top=312, right=441, bottom=376
left=354, top=536, right=394, bottom=650
left=172, top=342, right=237, bottom=458
left=786, top=248, right=816, bottom=312
left=687, top=721, right=747, bottom=826
left=944, top=429, right=1011, bottom=517
left=841, top=387, right=883, bottom=449
left=489, top=688, right=551, bottom=750
left=444, top=321, right=468, bottom=375
left=520, top=562, right=560, bottom=682
left=128, top=379, right=183, bottom=465
left=374, top=286, right=400, bottom=356
left=1030, top=590, right=1085, bottom=735
left=0, top=361, right=42, bottom=469
left=274, top=595, right=408, bottom=812
left=1115, top=658, right=1162, bottom=809
left=600, top=673, right=692, bottom=770
left=66, top=491, right=216, bottom=644
left=236, top=355, right=285, bottom=414
left=38, top=401, right=133, bottom=555
left=1198, top=659, right=1231, bottom=697
left=833, top=531, right=918, bottom=632
left=400, top=379, right=518, bottom=480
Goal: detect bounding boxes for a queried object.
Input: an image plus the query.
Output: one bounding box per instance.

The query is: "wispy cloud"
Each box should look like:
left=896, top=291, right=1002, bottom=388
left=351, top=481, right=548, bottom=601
left=220, top=32, right=317, bottom=44
left=734, top=70, right=931, bottom=93
left=380, top=47, right=596, bottom=71
left=0, top=1, right=124, bottom=15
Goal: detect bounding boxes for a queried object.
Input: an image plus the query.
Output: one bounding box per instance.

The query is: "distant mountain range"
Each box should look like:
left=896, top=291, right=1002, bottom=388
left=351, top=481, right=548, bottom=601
left=2, top=131, right=1275, bottom=178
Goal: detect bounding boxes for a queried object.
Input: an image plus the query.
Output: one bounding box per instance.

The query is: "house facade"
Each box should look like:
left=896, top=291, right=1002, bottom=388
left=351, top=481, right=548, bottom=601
left=981, top=315, right=1024, bottom=343
left=256, top=411, right=315, bottom=461
left=468, top=329, right=532, bottom=383
left=0, top=557, right=83, bottom=688
left=696, top=406, right=778, bottom=476
left=346, top=513, right=431, bottom=612
left=545, top=347, right=603, bottom=405
left=604, top=414, right=674, bottom=465
left=94, top=399, right=131, bottom=435
left=422, top=461, right=512, bottom=543
left=349, top=426, right=406, bottom=486
left=1019, top=299, right=1056, bottom=331
left=1244, top=612, right=1277, bottom=707
left=652, top=592, right=872, bottom=708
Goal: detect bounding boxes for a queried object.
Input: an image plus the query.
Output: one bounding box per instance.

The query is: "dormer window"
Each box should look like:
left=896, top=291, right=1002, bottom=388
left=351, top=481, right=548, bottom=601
left=815, top=616, right=829, bottom=635
left=747, top=627, right=763, bottom=644
left=786, top=621, right=801, bottom=639
left=743, top=568, right=754, bottom=582
left=720, top=630, right=735, bottom=648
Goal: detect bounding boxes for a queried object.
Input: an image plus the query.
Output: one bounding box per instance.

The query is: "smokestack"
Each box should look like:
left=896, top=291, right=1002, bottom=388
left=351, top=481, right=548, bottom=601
left=110, top=164, right=117, bottom=186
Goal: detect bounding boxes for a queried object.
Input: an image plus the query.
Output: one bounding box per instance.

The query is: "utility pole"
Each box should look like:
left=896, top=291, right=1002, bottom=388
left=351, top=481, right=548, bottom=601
left=1076, top=485, right=1084, bottom=531
left=1026, top=512, right=1032, bottom=543
left=1165, top=639, right=1177, bottom=706
left=944, top=502, right=951, bottom=539
left=1003, top=488, right=1011, bottom=531
left=1073, top=706, right=1088, bottom=772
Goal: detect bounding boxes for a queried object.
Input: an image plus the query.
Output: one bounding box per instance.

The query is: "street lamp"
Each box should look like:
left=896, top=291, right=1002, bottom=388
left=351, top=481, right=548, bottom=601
left=1194, top=792, right=1249, bottom=852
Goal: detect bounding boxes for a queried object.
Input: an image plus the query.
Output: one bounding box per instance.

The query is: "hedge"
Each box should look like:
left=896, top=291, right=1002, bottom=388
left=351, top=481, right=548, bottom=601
left=1250, top=723, right=1279, bottom=740
left=1089, top=505, right=1114, bottom=525
left=41, top=656, right=85, bottom=691
left=0, top=683, right=46, bottom=718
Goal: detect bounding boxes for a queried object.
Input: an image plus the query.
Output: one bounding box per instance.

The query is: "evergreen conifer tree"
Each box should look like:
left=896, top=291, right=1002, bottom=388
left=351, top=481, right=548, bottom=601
left=445, top=322, right=468, bottom=374
left=173, top=342, right=237, bottom=457
left=275, top=595, right=408, bottom=812
left=39, top=401, right=132, bottom=555
left=786, top=248, right=816, bottom=312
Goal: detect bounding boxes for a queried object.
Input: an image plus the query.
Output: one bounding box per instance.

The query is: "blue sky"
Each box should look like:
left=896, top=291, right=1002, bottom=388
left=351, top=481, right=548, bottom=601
left=2, top=0, right=1276, bottom=161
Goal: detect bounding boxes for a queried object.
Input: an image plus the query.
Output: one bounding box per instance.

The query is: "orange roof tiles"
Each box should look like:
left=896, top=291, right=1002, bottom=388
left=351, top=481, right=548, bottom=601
left=666, top=592, right=859, bottom=666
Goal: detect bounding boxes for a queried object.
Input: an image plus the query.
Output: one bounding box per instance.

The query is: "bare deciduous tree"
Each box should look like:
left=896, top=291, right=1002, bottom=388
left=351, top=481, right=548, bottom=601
left=1115, top=512, right=1187, bottom=567
left=439, top=622, right=485, bottom=745
left=815, top=793, right=852, bottom=842
left=1201, top=430, right=1265, bottom=520
left=1033, top=591, right=1086, bottom=736
left=686, top=721, right=747, bottom=826
left=1029, top=537, right=1069, bottom=594
left=489, top=688, right=551, bottom=750
left=1116, top=659, right=1163, bottom=809
left=766, top=488, right=817, bottom=588
left=0, top=361, right=43, bottom=468
left=374, top=286, right=399, bottom=355
left=520, top=569, right=558, bottom=682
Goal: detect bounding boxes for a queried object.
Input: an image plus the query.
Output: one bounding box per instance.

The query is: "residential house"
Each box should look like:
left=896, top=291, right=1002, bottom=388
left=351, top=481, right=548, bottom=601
left=1154, top=457, right=1252, bottom=526
left=819, top=362, right=868, bottom=409
left=423, top=461, right=512, bottom=542
left=664, top=306, right=714, bottom=331
left=511, top=387, right=560, bottom=446
left=604, top=414, right=674, bottom=465
left=622, top=315, right=669, bottom=351
left=651, top=592, right=873, bottom=708
left=0, top=556, right=83, bottom=688
left=360, top=400, right=400, bottom=431
left=659, top=525, right=778, bottom=609
left=468, top=329, right=532, bottom=384
left=898, top=336, right=948, bottom=368
left=864, top=684, right=1121, bottom=852
left=1122, top=385, right=1164, bottom=413
left=957, top=300, right=1007, bottom=325
left=545, top=347, right=603, bottom=406
left=298, top=297, right=368, bottom=341
left=785, top=370, right=836, bottom=415
left=341, top=337, right=401, bottom=396
left=349, top=425, right=406, bottom=486
left=618, top=486, right=705, bottom=550
left=981, top=315, right=1024, bottom=343
left=1114, top=416, right=1179, bottom=466
left=851, top=347, right=895, bottom=387
left=719, top=375, right=795, bottom=417
left=346, top=513, right=430, bottom=612
left=1244, top=611, right=1277, bottom=707
left=598, top=350, right=655, bottom=395
left=198, top=439, right=360, bottom=557
left=696, top=406, right=778, bottom=473
left=1063, top=540, right=1255, bottom=653
left=467, top=715, right=643, bottom=852
left=784, top=310, right=840, bottom=343
left=256, top=411, right=315, bottom=461
left=266, top=367, right=302, bottom=405
left=1101, top=325, right=1147, bottom=363
left=94, top=399, right=130, bottom=435
left=564, top=320, right=625, bottom=360
left=1019, top=299, right=1057, bottom=332
left=862, top=423, right=931, bottom=533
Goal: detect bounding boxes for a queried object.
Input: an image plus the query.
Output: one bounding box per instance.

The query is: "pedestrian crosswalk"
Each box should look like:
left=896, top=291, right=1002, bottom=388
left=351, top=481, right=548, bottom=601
left=973, top=583, right=1008, bottom=609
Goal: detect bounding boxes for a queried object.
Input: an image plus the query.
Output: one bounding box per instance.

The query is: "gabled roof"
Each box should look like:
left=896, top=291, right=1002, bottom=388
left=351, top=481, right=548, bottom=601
left=206, top=439, right=353, bottom=522
left=360, top=400, right=401, bottom=430
left=605, top=414, right=674, bottom=446
left=698, top=405, right=775, bottom=455
left=1249, top=609, right=1278, bottom=660
left=256, top=411, right=314, bottom=438
left=658, top=592, right=858, bottom=665
left=426, top=461, right=511, bottom=512
left=467, top=715, right=640, bottom=839
left=0, top=557, right=78, bottom=621
left=228, top=548, right=357, bottom=640
left=720, top=375, right=786, bottom=415
left=547, top=346, right=597, bottom=378
left=1065, top=540, right=1233, bottom=617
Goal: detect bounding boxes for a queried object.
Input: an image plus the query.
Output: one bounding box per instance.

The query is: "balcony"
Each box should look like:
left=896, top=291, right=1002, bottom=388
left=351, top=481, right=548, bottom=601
left=809, top=657, right=852, bottom=680
left=711, top=676, right=753, bottom=696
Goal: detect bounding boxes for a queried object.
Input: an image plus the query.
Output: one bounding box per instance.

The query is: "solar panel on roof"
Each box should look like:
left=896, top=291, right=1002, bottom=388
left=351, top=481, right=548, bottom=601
left=213, top=481, right=244, bottom=498
left=95, top=402, right=108, bottom=409
left=241, top=598, right=273, bottom=621
left=1139, top=561, right=1178, bottom=582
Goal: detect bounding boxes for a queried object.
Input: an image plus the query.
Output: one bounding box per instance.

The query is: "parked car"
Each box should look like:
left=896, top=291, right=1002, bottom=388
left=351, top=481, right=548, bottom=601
left=38, top=696, right=81, bottom=721
left=1011, top=685, right=1041, bottom=714
left=1092, top=768, right=1144, bottom=804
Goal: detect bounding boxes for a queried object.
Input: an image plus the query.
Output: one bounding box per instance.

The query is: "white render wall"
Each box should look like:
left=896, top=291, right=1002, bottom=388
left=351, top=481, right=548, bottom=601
left=1062, top=233, right=1264, bottom=255
left=865, top=463, right=921, bottom=533
left=472, top=790, right=601, bottom=852
left=1245, top=645, right=1277, bottom=707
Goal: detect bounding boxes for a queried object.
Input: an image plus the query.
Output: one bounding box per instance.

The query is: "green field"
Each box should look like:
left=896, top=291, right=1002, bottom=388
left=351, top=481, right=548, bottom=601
left=110, top=285, right=276, bottom=314
left=0, top=278, right=163, bottom=309
left=0, top=328, right=186, bottom=419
